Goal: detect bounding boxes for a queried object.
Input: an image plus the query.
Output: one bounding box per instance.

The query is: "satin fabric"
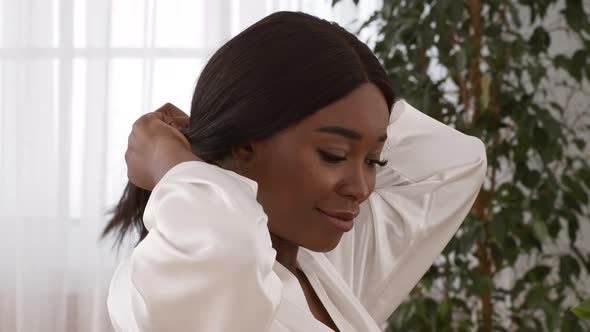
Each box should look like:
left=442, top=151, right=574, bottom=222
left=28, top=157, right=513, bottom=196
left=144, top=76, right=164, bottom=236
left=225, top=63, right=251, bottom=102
left=107, top=100, right=487, bottom=331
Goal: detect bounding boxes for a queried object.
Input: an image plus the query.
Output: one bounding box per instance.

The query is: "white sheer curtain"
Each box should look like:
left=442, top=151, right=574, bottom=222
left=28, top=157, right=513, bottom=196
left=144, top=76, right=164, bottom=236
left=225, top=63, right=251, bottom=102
left=0, top=0, right=381, bottom=331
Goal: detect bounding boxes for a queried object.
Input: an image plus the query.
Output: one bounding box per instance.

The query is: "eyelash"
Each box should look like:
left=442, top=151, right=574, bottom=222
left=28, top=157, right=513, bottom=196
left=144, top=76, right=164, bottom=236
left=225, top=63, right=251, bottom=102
left=318, top=150, right=388, bottom=167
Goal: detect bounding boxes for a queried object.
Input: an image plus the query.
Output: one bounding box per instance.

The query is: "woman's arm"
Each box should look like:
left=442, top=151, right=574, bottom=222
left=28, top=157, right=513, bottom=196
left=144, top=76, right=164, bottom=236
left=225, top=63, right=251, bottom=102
left=118, top=107, right=281, bottom=331
left=324, top=100, right=487, bottom=326
left=129, top=161, right=282, bottom=331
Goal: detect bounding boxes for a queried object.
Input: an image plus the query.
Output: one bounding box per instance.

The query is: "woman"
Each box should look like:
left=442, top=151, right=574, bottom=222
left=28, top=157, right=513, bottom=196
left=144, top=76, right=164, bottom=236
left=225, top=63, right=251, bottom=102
left=105, top=11, right=487, bottom=332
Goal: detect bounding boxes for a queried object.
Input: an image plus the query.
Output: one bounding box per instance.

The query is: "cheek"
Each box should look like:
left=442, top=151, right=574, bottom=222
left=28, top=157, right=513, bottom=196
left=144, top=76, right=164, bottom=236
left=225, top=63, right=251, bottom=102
left=259, top=148, right=337, bottom=210
left=301, top=158, right=341, bottom=199
left=295, top=156, right=331, bottom=194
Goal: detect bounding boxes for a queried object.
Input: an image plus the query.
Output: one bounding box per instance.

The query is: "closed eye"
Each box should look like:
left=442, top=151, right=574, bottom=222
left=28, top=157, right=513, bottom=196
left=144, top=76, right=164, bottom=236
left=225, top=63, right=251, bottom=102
left=318, top=150, right=346, bottom=163
left=318, top=150, right=388, bottom=167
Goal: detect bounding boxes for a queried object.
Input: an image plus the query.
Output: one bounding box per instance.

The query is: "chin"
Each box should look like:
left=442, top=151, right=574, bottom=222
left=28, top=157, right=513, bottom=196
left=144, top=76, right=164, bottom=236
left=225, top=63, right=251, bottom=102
left=304, top=235, right=342, bottom=253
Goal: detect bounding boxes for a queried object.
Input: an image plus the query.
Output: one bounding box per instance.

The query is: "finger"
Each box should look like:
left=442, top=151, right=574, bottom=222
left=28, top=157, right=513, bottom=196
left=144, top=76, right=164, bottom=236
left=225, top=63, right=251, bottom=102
left=148, top=111, right=165, bottom=121
left=146, top=110, right=182, bottom=127
left=167, top=116, right=190, bottom=128
left=154, top=112, right=189, bottom=129
left=127, top=131, right=133, bottom=148
left=133, top=112, right=163, bottom=133
left=133, top=114, right=160, bottom=140
left=173, top=130, right=192, bottom=150
left=155, top=103, right=189, bottom=119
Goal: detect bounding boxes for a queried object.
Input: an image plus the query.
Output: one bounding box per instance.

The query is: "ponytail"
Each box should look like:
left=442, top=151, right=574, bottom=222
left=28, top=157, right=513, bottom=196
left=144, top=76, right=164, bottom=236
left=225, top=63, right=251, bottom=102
left=102, top=182, right=150, bottom=247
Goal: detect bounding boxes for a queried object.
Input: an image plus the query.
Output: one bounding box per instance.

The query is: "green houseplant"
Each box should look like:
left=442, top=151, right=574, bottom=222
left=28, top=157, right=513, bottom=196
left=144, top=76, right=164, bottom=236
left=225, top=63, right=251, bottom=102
left=572, top=300, right=590, bottom=321
left=334, top=0, right=590, bottom=330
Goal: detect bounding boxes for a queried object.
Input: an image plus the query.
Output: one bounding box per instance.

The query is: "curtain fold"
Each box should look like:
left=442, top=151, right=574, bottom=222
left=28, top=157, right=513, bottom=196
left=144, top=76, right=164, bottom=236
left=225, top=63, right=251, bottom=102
left=0, top=217, right=136, bottom=332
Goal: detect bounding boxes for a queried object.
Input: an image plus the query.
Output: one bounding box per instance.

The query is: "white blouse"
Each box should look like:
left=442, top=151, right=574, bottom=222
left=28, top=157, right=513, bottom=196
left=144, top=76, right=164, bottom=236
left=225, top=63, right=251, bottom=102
left=107, top=100, right=487, bottom=332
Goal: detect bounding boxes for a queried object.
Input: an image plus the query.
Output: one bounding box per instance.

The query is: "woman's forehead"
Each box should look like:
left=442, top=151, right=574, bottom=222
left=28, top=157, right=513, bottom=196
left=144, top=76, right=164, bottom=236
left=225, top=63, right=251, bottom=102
left=297, top=83, right=389, bottom=139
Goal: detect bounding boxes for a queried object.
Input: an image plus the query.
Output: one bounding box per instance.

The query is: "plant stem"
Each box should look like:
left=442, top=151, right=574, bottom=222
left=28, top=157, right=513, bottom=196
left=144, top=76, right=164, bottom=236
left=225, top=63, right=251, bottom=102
left=465, top=0, right=493, bottom=330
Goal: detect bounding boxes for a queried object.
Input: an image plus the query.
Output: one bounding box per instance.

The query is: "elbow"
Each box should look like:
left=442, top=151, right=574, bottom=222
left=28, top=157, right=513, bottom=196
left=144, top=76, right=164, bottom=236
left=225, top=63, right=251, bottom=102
left=476, top=137, right=488, bottom=171
left=470, top=136, right=488, bottom=187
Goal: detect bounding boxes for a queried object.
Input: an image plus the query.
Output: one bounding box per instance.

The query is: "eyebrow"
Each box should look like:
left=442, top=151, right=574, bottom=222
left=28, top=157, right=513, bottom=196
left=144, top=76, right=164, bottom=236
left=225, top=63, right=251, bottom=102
left=315, top=126, right=388, bottom=142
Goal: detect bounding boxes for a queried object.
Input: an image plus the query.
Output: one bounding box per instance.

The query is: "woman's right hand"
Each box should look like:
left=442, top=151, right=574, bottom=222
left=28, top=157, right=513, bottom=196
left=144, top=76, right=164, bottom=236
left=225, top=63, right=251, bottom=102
left=125, top=103, right=201, bottom=191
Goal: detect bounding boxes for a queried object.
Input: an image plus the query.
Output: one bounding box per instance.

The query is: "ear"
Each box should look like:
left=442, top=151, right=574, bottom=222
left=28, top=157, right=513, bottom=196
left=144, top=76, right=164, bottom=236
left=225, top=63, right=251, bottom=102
left=232, top=142, right=255, bottom=164
left=220, top=141, right=258, bottom=174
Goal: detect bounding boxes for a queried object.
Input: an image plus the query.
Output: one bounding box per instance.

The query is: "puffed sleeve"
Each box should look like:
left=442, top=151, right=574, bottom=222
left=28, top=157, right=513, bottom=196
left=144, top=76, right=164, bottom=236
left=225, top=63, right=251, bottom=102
left=128, top=161, right=282, bottom=331
left=324, top=100, right=487, bottom=326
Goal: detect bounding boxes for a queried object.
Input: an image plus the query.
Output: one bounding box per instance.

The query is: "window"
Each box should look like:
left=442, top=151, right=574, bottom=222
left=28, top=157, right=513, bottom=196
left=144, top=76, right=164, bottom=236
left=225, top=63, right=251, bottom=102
left=0, top=0, right=380, bottom=219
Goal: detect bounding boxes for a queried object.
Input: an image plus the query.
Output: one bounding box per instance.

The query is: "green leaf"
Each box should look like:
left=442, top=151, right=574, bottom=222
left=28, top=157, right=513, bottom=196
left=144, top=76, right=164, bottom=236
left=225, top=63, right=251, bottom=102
left=562, top=0, right=586, bottom=32
left=576, top=168, right=590, bottom=190
left=531, top=197, right=551, bottom=220
left=507, top=2, right=522, bottom=28
left=571, top=50, right=587, bottom=81
left=547, top=218, right=561, bottom=238
left=529, top=27, right=550, bottom=54
left=438, top=299, right=450, bottom=319
left=559, top=255, right=581, bottom=281
left=528, top=64, right=546, bottom=87
left=562, top=309, right=585, bottom=330
left=567, top=212, right=579, bottom=242
left=539, top=300, right=560, bottom=330
left=574, top=138, right=586, bottom=150
left=538, top=178, right=557, bottom=204
left=554, top=54, right=569, bottom=69
left=490, top=215, right=507, bottom=244
left=533, top=220, right=549, bottom=242
left=523, top=265, right=551, bottom=282
left=521, top=168, right=541, bottom=189
left=532, top=125, right=550, bottom=148
left=571, top=300, right=590, bottom=320
left=564, top=191, right=583, bottom=214
left=564, top=174, right=589, bottom=204
left=524, top=284, right=549, bottom=305
left=503, top=236, right=519, bottom=265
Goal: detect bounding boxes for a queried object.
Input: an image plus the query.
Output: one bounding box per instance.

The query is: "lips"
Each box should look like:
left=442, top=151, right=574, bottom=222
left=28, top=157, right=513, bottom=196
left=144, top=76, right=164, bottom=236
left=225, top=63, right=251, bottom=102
left=316, top=208, right=359, bottom=221
left=315, top=208, right=357, bottom=233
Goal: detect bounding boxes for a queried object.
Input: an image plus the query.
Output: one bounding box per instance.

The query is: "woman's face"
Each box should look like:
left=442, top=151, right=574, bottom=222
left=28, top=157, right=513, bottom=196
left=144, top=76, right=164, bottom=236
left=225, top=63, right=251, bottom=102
left=236, top=82, right=389, bottom=252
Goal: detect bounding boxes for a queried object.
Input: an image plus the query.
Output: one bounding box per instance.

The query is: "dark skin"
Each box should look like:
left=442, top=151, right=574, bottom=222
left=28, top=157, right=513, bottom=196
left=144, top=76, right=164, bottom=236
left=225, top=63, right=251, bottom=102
left=126, top=82, right=390, bottom=331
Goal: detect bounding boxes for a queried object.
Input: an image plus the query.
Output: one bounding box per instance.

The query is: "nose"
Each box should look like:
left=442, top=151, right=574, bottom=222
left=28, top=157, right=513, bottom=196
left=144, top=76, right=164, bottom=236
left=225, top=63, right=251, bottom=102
left=339, top=164, right=374, bottom=203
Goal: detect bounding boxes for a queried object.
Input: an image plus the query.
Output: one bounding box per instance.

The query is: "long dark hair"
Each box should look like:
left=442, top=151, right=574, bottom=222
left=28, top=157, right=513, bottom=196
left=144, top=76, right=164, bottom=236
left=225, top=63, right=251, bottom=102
left=102, top=11, right=395, bottom=246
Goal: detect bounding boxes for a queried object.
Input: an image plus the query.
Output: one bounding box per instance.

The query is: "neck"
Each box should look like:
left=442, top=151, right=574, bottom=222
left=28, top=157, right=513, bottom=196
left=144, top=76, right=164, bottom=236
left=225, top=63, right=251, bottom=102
left=270, top=232, right=300, bottom=275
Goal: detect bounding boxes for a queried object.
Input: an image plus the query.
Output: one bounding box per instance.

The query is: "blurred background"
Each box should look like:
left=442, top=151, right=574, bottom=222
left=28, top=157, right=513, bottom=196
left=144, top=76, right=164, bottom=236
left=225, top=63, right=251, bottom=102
left=0, top=0, right=589, bottom=331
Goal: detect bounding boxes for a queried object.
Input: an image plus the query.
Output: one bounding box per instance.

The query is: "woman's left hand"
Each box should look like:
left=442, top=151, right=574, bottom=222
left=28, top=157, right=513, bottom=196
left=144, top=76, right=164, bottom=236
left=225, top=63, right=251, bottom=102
left=125, top=103, right=199, bottom=190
